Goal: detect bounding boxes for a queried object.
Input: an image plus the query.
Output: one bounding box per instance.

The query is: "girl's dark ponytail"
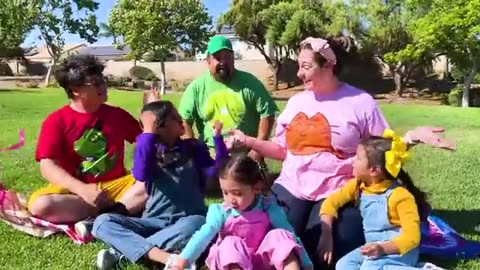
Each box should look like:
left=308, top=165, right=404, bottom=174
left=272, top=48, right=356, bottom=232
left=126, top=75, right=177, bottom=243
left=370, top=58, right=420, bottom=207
left=397, top=169, right=431, bottom=221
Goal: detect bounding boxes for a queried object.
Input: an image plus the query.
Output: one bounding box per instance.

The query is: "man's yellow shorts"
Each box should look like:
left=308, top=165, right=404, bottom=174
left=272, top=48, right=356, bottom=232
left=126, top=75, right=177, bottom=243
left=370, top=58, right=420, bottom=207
left=27, top=174, right=136, bottom=210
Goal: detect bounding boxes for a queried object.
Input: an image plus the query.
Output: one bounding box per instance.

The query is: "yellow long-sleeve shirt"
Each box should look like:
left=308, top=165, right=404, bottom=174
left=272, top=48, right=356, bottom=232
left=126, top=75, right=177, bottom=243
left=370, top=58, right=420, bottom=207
left=320, top=178, right=420, bottom=255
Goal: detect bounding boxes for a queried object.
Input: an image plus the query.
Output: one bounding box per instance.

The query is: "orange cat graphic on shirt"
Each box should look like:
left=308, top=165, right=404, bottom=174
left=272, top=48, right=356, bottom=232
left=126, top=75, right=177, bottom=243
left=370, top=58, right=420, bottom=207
left=285, top=112, right=344, bottom=157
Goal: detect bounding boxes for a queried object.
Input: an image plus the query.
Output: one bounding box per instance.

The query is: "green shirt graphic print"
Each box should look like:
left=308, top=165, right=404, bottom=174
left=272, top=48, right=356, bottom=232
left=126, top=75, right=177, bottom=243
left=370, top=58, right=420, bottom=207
left=179, top=70, right=278, bottom=148
left=73, top=121, right=117, bottom=178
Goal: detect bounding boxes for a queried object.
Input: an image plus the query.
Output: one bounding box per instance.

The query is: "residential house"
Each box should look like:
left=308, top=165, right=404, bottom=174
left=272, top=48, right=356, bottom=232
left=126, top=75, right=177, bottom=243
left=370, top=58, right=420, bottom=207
left=77, top=45, right=188, bottom=62
left=25, top=43, right=86, bottom=63
left=77, top=45, right=130, bottom=61
left=196, top=25, right=273, bottom=61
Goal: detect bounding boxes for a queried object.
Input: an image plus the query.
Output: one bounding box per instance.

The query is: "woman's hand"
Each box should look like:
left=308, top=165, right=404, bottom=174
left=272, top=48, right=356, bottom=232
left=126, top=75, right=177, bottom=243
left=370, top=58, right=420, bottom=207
left=226, top=129, right=248, bottom=149
left=404, top=126, right=456, bottom=150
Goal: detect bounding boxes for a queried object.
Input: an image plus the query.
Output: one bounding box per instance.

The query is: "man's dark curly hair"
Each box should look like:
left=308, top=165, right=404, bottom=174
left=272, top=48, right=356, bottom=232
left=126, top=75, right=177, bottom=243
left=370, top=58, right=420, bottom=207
left=53, top=54, right=105, bottom=99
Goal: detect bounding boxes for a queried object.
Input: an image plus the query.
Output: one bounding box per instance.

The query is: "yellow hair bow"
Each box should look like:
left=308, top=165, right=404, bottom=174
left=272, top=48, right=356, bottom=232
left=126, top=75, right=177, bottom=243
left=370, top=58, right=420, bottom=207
left=383, top=129, right=410, bottom=178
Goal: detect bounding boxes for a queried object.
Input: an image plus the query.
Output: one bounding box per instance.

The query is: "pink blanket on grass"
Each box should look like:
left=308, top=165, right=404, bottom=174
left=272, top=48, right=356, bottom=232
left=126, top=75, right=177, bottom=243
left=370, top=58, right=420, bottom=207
left=0, top=188, right=94, bottom=244
left=0, top=129, right=93, bottom=244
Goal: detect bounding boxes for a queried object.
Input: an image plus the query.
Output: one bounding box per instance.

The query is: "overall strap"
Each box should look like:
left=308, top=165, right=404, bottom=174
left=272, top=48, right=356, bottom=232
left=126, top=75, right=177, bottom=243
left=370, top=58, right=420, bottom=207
left=384, top=181, right=401, bottom=197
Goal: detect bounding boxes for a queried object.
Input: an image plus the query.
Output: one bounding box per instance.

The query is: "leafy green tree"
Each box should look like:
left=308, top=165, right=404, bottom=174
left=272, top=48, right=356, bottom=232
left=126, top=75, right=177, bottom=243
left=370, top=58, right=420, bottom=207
left=35, top=0, right=100, bottom=86
left=324, top=0, right=437, bottom=96
left=110, top=0, right=212, bottom=94
left=0, top=0, right=39, bottom=59
left=219, top=0, right=330, bottom=90
left=411, top=0, right=480, bottom=107
left=98, top=22, right=119, bottom=44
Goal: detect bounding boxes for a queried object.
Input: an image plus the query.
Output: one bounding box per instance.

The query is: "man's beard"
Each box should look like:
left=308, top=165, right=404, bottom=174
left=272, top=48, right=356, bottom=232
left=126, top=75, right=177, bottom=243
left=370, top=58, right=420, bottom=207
left=216, top=64, right=232, bottom=81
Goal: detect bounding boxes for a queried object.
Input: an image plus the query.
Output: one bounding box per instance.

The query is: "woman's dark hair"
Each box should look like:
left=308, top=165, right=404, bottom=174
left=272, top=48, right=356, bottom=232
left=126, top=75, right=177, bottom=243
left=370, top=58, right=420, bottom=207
left=54, top=54, right=105, bottom=99
left=140, top=100, right=177, bottom=130
left=360, top=137, right=431, bottom=221
left=216, top=154, right=267, bottom=187
left=300, top=35, right=357, bottom=76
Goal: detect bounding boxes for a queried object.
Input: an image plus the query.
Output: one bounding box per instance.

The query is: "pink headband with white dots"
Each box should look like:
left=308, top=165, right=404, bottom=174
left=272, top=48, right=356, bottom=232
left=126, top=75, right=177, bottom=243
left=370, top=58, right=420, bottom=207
left=300, top=37, right=337, bottom=65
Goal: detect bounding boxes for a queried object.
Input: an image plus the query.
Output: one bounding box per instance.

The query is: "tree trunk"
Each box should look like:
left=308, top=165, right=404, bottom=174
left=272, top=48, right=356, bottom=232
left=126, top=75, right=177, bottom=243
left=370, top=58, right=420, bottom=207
left=393, top=71, right=406, bottom=97
left=462, top=74, right=472, bottom=108
left=160, top=59, right=166, bottom=95
left=269, top=63, right=279, bottom=91
left=44, top=58, right=57, bottom=87
left=461, top=60, right=478, bottom=108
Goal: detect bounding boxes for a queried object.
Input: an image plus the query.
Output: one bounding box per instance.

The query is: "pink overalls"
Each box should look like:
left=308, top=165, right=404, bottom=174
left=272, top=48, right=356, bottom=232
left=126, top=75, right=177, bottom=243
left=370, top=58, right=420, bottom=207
left=206, top=200, right=303, bottom=270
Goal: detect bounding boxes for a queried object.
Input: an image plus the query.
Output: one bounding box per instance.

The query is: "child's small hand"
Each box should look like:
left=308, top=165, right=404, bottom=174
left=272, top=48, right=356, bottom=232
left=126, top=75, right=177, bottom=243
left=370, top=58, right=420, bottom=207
left=317, top=231, right=333, bottom=264
left=143, top=86, right=160, bottom=105
left=360, top=243, right=384, bottom=259
left=140, top=111, right=157, bottom=134
left=212, top=120, right=223, bottom=137
left=170, top=257, right=187, bottom=270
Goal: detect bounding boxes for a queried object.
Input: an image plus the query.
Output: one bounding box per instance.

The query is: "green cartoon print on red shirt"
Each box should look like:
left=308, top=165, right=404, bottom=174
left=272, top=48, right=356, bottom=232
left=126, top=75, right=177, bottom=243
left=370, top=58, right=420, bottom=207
left=73, top=121, right=117, bottom=178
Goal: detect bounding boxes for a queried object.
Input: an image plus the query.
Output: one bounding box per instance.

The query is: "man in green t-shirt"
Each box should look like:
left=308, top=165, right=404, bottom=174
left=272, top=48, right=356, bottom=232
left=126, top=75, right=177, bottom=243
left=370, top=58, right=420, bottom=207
left=178, top=35, right=278, bottom=163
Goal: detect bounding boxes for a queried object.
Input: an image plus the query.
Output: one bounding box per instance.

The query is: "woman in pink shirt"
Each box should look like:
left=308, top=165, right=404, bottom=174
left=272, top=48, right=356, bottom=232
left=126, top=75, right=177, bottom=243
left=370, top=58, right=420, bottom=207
left=228, top=36, right=455, bottom=268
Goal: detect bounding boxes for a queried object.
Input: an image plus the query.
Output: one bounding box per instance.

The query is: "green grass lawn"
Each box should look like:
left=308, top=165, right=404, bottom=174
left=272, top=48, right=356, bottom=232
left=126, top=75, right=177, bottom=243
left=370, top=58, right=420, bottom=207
left=1, top=88, right=480, bottom=269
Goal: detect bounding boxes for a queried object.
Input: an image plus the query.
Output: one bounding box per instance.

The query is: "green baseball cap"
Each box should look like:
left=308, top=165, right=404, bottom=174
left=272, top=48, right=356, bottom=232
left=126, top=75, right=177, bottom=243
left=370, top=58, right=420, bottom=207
left=207, top=35, right=233, bottom=55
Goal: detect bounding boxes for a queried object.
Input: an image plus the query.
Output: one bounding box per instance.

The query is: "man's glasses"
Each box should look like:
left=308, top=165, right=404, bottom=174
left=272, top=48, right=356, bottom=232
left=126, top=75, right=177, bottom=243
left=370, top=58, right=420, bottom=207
left=84, top=77, right=107, bottom=87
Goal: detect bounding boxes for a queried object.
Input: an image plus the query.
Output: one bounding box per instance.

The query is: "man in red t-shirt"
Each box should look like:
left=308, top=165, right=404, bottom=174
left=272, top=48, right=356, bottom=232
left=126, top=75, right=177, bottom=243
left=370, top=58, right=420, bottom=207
left=28, top=55, right=152, bottom=231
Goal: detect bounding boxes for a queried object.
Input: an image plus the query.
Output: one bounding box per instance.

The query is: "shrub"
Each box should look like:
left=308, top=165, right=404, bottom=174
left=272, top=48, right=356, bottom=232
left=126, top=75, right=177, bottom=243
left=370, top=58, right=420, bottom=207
left=107, top=76, right=129, bottom=87
left=129, top=66, right=156, bottom=80
left=447, top=86, right=480, bottom=107
left=26, top=80, right=39, bottom=88
left=15, top=79, right=40, bottom=88
left=450, top=66, right=480, bottom=84
left=47, top=78, right=60, bottom=88
left=448, top=87, right=462, bottom=107
left=169, top=79, right=189, bottom=92
left=132, top=80, right=145, bottom=89
left=146, top=73, right=159, bottom=81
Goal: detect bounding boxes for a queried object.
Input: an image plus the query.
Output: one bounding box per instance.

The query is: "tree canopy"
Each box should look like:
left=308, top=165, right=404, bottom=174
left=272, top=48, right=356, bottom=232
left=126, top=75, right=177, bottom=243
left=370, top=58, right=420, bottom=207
left=410, top=0, right=480, bottom=107
left=110, top=0, right=212, bottom=93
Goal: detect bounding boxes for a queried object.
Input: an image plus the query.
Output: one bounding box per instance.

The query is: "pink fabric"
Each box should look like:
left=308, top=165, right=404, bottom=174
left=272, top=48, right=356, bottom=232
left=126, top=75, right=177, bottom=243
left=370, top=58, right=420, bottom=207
left=0, top=186, right=93, bottom=245
left=300, top=37, right=337, bottom=65
left=0, top=129, right=25, bottom=153
left=274, top=84, right=389, bottom=201
left=30, top=217, right=94, bottom=244
left=206, top=208, right=301, bottom=270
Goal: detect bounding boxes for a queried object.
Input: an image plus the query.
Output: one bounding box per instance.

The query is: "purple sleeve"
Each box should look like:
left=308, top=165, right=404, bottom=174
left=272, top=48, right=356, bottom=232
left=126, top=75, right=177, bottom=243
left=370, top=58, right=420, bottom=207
left=213, top=135, right=228, bottom=164
left=132, top=133, right=158, bottom=182
left=194, top=135, right=228, bottom=178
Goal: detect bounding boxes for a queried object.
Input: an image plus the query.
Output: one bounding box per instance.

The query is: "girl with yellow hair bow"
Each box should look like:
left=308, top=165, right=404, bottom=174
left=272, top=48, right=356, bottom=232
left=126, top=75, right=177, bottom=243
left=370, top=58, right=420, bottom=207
left=318, top=129, right=431, bottom=270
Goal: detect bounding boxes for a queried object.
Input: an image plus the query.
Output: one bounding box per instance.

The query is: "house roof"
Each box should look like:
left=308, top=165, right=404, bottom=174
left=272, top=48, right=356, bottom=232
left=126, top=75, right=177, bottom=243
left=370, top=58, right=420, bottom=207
left=218, top=25, right=235, bottom=35
left=26, top=43, right=86, bottom=61
left=78, top=45, right=130, bottom=57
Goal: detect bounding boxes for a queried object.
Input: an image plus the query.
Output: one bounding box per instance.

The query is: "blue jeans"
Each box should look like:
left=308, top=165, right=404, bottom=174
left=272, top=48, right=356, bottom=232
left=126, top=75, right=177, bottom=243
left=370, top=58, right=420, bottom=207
left=336, top=247, right=421, bottom=270
left=271, top=184, right=365, bottom=268
left=92, top=213, right=205, bottom=263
